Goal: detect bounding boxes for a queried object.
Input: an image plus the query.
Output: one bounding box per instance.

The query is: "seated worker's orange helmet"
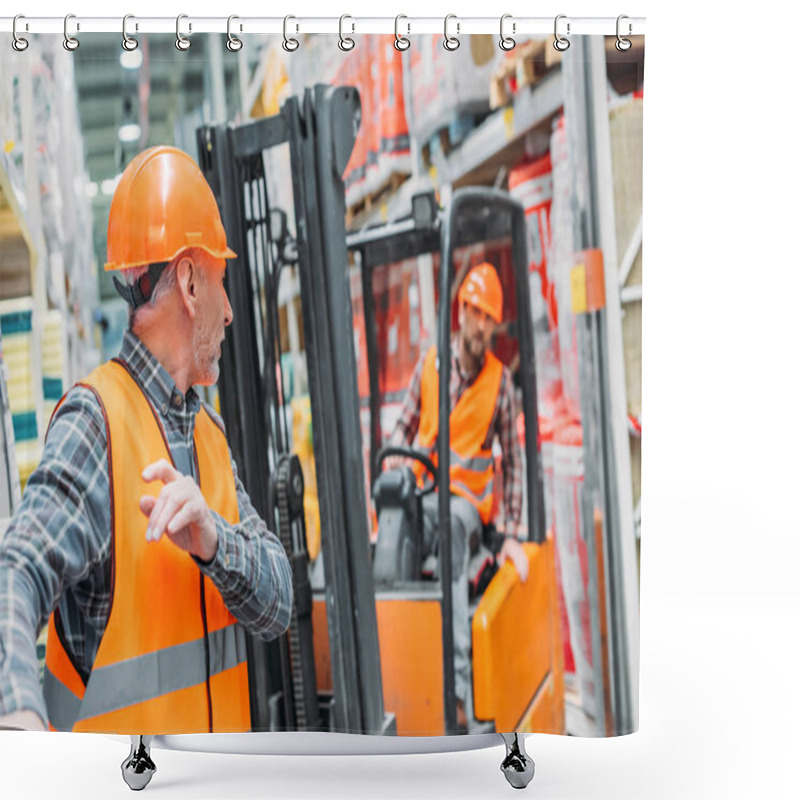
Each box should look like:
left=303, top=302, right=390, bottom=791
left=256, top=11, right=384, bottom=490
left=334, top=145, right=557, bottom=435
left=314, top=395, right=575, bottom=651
left=457, top=263, right=503, bottom=324
left=104, top=146, right=236, bottom=308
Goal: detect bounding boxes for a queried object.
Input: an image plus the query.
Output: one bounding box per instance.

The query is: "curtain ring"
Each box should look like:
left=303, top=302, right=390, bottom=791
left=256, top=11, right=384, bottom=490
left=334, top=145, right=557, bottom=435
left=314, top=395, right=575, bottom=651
left=227, top=15, right=243, bottom=52
left=616, top=15, right=632, bottom=51
left=553, top=14, right=570, bottom=52
left=339, top=15, right=355, bottom=51
left=122, top=15, right=138, bottom=52
left=443, top=14, right=460, bottom=51
left=63, top=14, right=79, bottom=51
left=175, top=14, right=191, bottom=51
left=282, top=15, right=299, bottom=52
left=12, top=15, right=29, bottom=52
left=394, top=14, right=410, bottom=51
left=499, top=14, right=515, bottom=51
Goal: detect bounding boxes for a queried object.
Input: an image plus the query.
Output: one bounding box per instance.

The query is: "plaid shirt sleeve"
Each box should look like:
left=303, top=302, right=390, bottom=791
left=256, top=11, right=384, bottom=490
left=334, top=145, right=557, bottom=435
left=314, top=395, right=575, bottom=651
left=389, top=353, right=425, bottom=447
left=496, top=369, right=524, bottom=540
left=196, top=407, right=292, bottom=641
left=0, top=387, right=111, bottom=723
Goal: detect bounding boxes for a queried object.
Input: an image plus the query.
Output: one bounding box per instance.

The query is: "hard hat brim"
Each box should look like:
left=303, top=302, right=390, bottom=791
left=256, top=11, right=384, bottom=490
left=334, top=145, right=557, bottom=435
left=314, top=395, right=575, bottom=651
left=104, top=245, right=237, bottom=272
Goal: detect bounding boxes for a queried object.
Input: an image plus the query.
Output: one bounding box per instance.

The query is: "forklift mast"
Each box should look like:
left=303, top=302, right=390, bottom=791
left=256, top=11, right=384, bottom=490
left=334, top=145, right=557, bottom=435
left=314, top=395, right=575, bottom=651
left=198, top=86, right=393, bottom=736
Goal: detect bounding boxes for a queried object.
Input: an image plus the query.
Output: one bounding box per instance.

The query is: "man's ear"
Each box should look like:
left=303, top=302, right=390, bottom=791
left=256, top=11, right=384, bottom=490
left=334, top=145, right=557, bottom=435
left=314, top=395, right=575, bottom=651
left=176, top=256, right=197, bottom=318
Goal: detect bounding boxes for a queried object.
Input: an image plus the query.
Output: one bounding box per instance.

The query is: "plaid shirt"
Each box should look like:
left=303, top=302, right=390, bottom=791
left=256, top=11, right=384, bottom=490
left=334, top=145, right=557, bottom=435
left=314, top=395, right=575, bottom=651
left=0, top=329, right=292, bottom=724
left=391, top=338, right=523, bottom=539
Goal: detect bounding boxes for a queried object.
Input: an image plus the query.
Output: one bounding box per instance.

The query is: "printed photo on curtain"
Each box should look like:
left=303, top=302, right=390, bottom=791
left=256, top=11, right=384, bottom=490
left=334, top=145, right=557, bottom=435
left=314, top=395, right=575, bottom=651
left=0, top=23, right=644, bottom=754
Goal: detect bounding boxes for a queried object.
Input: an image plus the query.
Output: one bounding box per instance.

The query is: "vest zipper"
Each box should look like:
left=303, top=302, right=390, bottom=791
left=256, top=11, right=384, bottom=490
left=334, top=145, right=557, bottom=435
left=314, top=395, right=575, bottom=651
left=199, top=574, right=214, bottom=732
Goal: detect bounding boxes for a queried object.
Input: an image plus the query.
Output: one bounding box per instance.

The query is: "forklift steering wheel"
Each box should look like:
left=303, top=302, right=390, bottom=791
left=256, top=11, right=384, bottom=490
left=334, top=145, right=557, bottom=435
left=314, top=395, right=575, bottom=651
left=376, top=445, right=438, bottom=497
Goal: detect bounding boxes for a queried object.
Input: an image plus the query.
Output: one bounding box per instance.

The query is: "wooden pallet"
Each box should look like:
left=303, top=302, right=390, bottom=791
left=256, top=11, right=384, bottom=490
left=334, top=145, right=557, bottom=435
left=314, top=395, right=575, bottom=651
left=490, top=38, right=563, bottom=110
left=345, top=172, right=408, bottom=229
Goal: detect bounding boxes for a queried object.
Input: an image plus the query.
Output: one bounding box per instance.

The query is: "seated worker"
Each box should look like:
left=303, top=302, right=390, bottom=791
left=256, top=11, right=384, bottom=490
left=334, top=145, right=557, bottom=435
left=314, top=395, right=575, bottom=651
left=0, top=146, right=292, bottom=733
left=388, top=262, right=529, bottom=732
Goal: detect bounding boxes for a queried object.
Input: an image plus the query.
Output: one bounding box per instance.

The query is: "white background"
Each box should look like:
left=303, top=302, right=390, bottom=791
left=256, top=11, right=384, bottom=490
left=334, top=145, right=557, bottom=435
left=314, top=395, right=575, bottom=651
left=3, top=0, right=799, bottom=798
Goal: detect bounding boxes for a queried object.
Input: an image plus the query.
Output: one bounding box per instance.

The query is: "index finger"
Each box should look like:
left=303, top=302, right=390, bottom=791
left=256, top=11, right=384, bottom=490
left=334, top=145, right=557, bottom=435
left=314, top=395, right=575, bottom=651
left=142, top=458, right=179, bottom=484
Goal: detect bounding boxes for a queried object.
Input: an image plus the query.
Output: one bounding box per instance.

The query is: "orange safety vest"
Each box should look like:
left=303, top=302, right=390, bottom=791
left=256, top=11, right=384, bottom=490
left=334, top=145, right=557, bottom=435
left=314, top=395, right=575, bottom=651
left=415, top=345, right=504, bottom=524
left=43, top=360, right=251, bottom=734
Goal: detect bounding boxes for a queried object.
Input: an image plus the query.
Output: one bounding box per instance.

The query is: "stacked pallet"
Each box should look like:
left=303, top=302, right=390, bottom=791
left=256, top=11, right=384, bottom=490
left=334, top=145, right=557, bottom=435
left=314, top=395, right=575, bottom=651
left=489, top=37, right=562, bottom=110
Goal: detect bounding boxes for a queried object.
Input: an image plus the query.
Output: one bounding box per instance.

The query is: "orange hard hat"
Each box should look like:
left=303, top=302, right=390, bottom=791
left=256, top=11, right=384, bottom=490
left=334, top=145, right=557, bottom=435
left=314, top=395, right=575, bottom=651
left=457, top=263, right=503, bottom=324
left=104, top=146, right=236, bottom=272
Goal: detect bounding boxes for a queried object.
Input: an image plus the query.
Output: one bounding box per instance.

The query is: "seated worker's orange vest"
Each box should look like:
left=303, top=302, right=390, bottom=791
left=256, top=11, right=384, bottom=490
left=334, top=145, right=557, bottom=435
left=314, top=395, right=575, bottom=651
left=415, top=345, right=504, bottom=524
left=43, top=359, right=250, bottom=734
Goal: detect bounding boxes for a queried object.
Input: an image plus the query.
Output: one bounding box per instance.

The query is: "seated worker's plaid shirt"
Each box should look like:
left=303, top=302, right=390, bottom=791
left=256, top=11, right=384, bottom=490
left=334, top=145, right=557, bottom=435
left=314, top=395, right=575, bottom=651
left=0, top=329, right=292, bottom=725
left=390, top=338, right=523, bottom=539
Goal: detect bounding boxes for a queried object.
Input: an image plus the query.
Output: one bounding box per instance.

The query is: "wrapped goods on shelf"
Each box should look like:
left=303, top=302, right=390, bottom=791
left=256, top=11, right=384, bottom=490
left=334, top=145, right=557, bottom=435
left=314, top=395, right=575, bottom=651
left=366, top=38, right=382, bottom=192
left=0, top=36, right=97, bottom=385
left=406, top=35, right=500, bottom=148
left=509, top=153, right=564, bottom=419
left=552, top=421, right=595, bottom=717
left=549, top=116, right=581, bottom=420
left=0, top=299, right=41, bottom=488
left=376, top=36, right=411, bottom=179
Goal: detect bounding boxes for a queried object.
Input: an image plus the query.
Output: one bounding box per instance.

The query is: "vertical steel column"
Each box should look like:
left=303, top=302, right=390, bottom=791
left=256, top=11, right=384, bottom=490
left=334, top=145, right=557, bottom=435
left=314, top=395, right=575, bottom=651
left=562, top=35, right=637, bottom=735
left=585, top=35, right=640, bottom=733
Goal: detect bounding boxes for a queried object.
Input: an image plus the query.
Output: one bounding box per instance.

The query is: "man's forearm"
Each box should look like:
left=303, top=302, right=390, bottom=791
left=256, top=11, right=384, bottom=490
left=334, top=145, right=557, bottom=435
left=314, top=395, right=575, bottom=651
left=0, top=570, right=50, bottom=726
left=198, top=511, right=293, bottom=641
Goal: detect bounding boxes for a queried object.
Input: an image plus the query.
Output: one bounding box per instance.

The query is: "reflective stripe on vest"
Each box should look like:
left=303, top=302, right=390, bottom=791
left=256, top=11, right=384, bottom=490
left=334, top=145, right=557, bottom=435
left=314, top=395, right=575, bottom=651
left=416, top=345, right=504, bottom=524
left=44, top=622, right=247, bottom=731
left=44, top=360, right=250, bottom=733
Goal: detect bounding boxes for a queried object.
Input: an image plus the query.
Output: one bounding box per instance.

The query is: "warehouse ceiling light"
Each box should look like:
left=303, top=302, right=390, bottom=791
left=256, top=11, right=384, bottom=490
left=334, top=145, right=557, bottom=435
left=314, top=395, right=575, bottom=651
left=118, top=123, right=142, bottom=143
left=120, top=48, right=143, bottom=70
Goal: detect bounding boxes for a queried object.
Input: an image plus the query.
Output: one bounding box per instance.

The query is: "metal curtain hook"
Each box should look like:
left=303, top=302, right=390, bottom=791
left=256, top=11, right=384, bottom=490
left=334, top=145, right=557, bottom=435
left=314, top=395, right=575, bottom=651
left=63, top=14, right=79, bottom=51
left=227, top=15, right=243, bottom=52
left=443, top=14, right=460, bottom=51
left=283, top=15, right=299, bottom=52
left=176, top=14, right=191, bottom=51
left=122, top=15, right=138, bottom=51
left=553, top=14, right=570, bottom=52
left=499, top=14, right=515, bottom=51
left=616, top=14, right=632, bottom=51
left=394, top=14, right=410, bottom=51
left=12, top=15, right=29, bottom=52
left=339, top=14, right=355, bottom=51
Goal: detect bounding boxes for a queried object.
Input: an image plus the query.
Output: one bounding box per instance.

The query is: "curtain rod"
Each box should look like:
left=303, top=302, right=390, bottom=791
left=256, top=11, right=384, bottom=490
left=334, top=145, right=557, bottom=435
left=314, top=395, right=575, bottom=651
left=0, top=16, right=646, bottom=37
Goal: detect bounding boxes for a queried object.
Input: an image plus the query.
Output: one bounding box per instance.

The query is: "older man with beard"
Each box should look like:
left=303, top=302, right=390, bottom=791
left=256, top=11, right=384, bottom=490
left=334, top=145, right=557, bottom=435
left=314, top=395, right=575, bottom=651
left=389, top=262, right=528, bottom=733
left=0, top=146, right=292, bottom=735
